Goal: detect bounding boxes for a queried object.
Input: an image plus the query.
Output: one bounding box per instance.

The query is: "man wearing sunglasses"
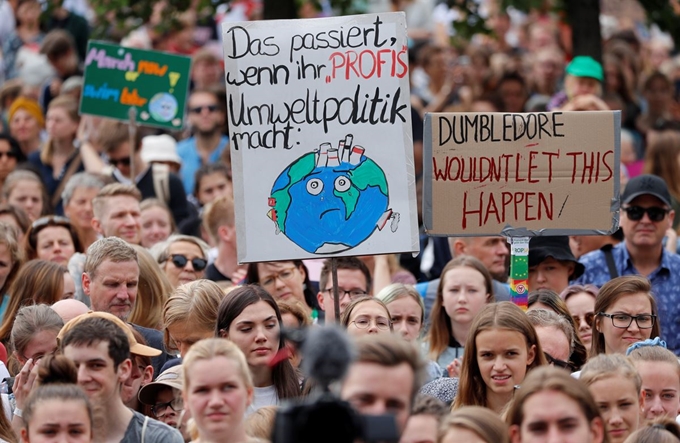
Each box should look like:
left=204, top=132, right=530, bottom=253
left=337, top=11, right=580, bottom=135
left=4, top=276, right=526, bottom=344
left=577, top=174, right=680, bottom=355
left=177, top=89, right=228, bottom=195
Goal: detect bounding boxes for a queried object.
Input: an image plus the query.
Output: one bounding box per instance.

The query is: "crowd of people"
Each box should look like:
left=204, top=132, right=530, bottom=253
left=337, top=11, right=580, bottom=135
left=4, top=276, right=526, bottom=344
left=0, top=0, right=679, bottom=442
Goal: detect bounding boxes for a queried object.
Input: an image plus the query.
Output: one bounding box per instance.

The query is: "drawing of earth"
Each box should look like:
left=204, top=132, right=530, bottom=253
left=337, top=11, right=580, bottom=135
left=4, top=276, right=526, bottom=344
left=149, top=93, right=178, bottom=122
left=268, top=139, right=396, bottom=254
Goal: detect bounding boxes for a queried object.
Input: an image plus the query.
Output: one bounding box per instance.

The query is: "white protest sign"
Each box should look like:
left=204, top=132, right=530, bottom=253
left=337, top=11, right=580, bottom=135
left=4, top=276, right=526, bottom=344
left=223, top=12, right=420, bottom=263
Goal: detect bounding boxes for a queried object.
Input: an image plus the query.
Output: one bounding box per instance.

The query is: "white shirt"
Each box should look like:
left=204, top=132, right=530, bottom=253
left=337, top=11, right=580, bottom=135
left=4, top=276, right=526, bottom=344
left=246, top=385, right=278, bottom=416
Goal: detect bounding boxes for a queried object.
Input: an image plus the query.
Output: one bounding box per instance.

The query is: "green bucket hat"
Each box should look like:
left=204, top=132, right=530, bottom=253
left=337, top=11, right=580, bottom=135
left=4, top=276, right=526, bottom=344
left=566, top=56, right=604, bottom=82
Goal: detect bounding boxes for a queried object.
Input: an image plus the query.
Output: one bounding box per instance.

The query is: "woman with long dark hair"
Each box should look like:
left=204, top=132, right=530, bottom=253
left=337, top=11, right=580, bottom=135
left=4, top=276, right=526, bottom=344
left=215, top=285, right=300, bottom=413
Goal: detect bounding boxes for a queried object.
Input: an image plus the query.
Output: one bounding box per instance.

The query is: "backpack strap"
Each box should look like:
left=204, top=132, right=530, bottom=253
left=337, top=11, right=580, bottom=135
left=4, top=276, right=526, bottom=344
left=141, top=415, right=149, bottom=443
left=151, top=163, right=171, bottom=204
left=601, top=244, right=619, bottom=279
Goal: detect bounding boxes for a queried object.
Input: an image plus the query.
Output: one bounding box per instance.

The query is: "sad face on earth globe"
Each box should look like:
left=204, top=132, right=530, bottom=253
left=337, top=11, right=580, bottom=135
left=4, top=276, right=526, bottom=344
left=268, top=134, right=399, bottom=254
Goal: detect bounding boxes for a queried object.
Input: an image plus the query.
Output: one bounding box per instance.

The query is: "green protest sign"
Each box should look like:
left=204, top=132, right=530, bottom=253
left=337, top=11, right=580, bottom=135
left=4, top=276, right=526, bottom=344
left=80, top=41, right=191, bottom=129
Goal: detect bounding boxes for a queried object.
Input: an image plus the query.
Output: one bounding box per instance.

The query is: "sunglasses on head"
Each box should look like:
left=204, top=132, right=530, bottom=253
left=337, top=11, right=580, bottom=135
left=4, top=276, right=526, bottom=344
left=31, top=215, right=70, bottom=230
left=189, top=104, right=219, bottom=114
left=0, top=151, right=16, bottom=159
left=622, top=206, right=670, bottom=222
left=109, top=157, right=131, bottom=167
left=169, top=254, right=207, bottom=271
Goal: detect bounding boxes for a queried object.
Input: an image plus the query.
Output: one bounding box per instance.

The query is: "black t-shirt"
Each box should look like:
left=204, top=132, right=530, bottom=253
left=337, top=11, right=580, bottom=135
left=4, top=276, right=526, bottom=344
left=205, top=263, right=231, bottom=283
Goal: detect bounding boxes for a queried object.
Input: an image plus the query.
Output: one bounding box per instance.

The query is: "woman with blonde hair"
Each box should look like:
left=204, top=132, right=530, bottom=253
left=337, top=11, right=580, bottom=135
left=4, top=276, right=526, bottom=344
left=439, top=405, right=509, bottom=443
left=140, top=198, right=176, bottom=249
left=182, top=338, right=253, bottom=443
left=3, top=169, right=48, bottom=221
left=341, top=296, right=393, bottom=338
left=129, top=245, right=173, bottom=329
left=377, top=283, right=426, bottom=342
left=627, top=342, right=680, bottom=421
left=163, top=279, right=224, bottom=357
left=153, top=234, right=209, bottom=289
left=28, top=95, right=83, bottom=213
left=0, top=260, right=66, bottom=346
left=581, top=354, right=644, bottom=443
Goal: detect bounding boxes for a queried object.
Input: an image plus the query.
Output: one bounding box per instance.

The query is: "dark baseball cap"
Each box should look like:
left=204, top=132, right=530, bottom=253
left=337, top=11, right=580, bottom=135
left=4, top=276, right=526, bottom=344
left=529, top=236, right=585, bottom=280
left=621, top=174, right=671, bottom=206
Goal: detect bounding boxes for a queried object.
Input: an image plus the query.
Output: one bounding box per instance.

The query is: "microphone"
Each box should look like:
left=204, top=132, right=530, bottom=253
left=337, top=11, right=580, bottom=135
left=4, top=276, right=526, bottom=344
left=301, top=325, right=355, bottom=390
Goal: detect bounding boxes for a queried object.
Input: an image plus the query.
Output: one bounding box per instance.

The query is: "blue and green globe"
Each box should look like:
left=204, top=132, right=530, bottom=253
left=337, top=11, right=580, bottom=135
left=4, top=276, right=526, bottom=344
left=268, top=151, right=389, bottom=254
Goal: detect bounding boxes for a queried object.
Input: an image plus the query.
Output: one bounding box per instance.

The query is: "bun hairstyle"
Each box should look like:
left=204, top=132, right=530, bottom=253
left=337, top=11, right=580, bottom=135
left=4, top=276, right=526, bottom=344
left=23, top=355, right=92, bottom=430
left=37, top=354, right=78, bottom=385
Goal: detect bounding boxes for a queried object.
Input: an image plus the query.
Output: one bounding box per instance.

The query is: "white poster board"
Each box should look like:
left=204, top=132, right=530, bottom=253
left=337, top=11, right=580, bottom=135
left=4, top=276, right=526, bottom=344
left=222, top=12, right=420, bottom=263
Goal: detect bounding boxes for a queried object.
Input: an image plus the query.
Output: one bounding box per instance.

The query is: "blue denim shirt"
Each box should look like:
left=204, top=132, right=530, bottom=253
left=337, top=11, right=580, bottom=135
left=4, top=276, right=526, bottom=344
left=575, top=242, right=680, bottom=355
left=176, top=135, right=228, bottom=195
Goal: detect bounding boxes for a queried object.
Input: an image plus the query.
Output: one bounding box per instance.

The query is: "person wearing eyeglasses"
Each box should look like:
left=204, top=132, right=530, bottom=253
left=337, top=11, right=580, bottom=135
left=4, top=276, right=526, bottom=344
left=153, top=234, right=209, bottom=289
left=561, top=284, right=598, bottom=355
left=526, top=309, right=575, bottom=372
left=138, top=365, right=191, bottom=442
left=176, top=90, right=229, bottom=195
left=0, top=134, right=25, bottom=194
left=341, top=297, right=393, bottom=338
left=316, top=257, right=372, bottom=323
left=247, top=260, right=320, bottom=319
left=590, top=275, right=660, bottom=357
left=576, top=174, right=680, bottom=355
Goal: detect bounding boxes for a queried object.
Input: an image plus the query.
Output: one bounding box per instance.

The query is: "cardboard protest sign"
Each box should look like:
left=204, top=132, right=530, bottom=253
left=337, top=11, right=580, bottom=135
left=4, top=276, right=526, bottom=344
left=222, top=12, right=419, bottom=263
left=423, top=111, right=621, bottom=236
left=80, top=41, right=191, bottom=129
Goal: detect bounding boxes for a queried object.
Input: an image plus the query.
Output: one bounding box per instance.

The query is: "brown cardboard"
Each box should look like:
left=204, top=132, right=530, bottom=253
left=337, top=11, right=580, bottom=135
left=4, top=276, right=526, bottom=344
left=423, top=111, right=621, bottom=236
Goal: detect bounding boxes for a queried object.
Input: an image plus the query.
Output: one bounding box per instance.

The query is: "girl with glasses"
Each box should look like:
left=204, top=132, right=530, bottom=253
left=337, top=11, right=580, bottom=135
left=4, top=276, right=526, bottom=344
left=246, top=260, right=320, bottom=319
left=153, top=234, right=209, bottom=289
left=581, top=354, right=644, bottom=443
left=561, top=284, right=598, bottom=355
left=341, top=296, right=393, bottom=338
left=427, top=256, right=495, bottom=374
left=215, top=285, right=300, bottom=414
left=591, top=276, right=659, bottom=357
